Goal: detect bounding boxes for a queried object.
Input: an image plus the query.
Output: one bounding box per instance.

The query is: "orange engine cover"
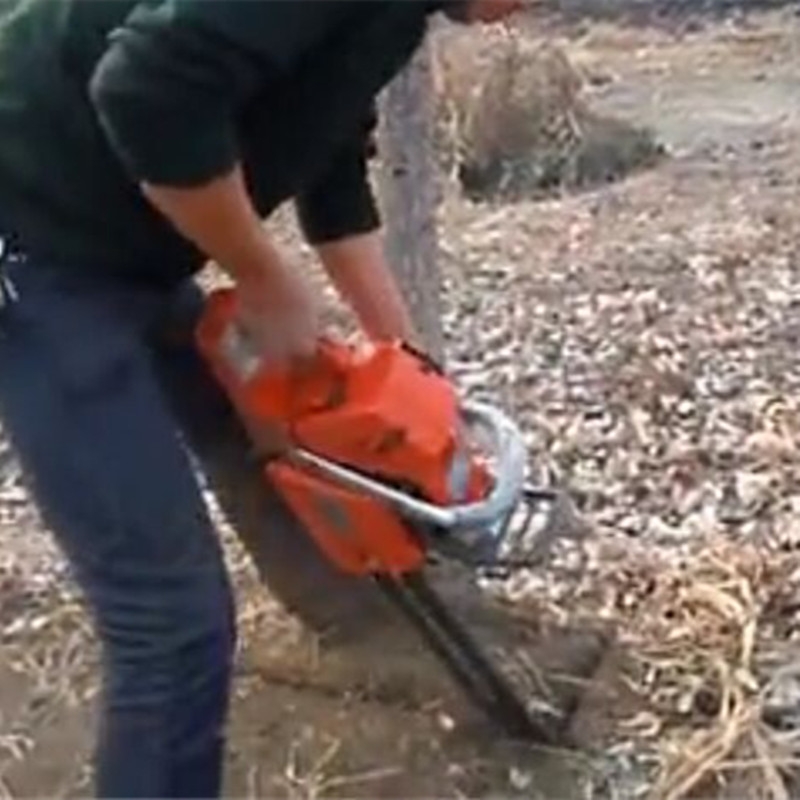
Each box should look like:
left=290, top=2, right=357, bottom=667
left=195, top=287, right=488, bottom=574
left=267, top=461, right=425, bottom=575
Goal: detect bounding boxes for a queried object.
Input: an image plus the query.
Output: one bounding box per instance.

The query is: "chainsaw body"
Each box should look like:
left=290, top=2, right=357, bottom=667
left=196, top=288, right=545, bottom=575
left=196, top=287, right=568, bottom=740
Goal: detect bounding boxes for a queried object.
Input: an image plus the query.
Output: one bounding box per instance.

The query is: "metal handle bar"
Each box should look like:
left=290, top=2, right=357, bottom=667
left=290, top=401, right=528, bottom=530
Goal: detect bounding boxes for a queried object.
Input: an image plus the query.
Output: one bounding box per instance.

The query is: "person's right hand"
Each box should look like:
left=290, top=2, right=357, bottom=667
left=228, top=258, right=320, bottom=455
left=234, top=256, right=319, bottom=365
left=140, top=167, right=320, bottom=363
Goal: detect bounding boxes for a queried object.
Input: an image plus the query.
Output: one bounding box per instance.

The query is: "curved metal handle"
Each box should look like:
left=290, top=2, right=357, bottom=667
left=290, top=401, right=528, bottom=530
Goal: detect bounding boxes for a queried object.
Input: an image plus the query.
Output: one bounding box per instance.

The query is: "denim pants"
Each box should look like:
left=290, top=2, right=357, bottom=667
left=0, top=256, right=245, bottom=798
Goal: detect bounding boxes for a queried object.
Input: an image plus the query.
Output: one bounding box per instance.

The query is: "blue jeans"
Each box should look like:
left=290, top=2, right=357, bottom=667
left=0, top=257, right=240, bottom=798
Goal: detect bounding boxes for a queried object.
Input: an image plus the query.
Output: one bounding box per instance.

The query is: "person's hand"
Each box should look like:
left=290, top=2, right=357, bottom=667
left=140, top=167, right=320, bottom=363
left=228, top=260, right=320, bottom=456
left=234, top=258, right=319, bottom=364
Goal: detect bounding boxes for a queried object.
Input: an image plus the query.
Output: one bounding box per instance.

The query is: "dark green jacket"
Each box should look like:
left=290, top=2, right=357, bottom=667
left=0, top=0, right=439, bottom=288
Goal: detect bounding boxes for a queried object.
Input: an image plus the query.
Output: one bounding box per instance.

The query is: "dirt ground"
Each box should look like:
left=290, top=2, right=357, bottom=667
left=2, top=5, right=800, bottom=799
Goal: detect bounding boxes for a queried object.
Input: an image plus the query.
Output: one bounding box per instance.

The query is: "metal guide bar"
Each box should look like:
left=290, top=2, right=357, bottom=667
left=374, top=570, right=558, bottom=742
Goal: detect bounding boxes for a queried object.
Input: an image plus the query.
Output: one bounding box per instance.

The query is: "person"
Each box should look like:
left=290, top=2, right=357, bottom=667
left=0, top=0, right=522, bottom=796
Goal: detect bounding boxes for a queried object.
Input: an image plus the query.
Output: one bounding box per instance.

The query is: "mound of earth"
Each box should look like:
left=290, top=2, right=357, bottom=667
left=432, top=30, right=665, bottom=200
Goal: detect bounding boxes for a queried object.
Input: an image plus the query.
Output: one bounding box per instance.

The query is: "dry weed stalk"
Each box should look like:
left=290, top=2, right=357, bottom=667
left=599, top=536, right=800, bottom=800
left=276, top=730, right=400, bottom=800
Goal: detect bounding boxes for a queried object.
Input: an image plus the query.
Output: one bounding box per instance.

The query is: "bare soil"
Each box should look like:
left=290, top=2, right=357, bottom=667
left=3, top=6, right=800, bottom=798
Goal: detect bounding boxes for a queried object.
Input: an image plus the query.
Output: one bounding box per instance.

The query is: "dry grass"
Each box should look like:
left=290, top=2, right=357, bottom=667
left=273, top=731, right=402, bottom=800
left=0, top=595, right=96, bottom=799
left=430, top=23, right=662, bottom=199
left=544, top=531, right=800, bottom=799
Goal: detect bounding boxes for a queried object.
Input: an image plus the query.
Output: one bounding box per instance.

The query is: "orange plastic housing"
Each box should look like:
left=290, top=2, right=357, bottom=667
left=195, top=287, right=488, bottom=575
left=266, top=461, right=424, bottom=575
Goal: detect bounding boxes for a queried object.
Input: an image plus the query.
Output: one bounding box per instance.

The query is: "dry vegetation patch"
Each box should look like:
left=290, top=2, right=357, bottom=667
left=431, top=25, right=665, bottom=200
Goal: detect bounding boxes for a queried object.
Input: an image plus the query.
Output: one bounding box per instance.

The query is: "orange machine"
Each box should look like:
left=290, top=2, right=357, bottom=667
left=196, top=287, right=492, bottom=576
left=196, top=286, right=563, bottom=741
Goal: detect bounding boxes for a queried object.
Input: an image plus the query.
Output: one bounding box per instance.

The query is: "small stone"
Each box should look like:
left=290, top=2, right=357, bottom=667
left=618, top=514, right=645, bottom=537
left=436, top=712, right=456, bottom=732
left=737, top=470, right=773, bottom=513
left=509, top=767, right=533, bottom=791
left=646, top=516, right=688, bottom=544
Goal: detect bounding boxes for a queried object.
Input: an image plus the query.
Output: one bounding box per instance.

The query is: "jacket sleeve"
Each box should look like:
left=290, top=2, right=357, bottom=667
left=295, top=112, right=382, bottom=246
left=88, top=0, right=350, bottom=187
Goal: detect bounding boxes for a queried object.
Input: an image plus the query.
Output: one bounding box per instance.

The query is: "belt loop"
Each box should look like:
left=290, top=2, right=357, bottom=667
left=0, top=272, right=18, bottom=306
left=0, top=235, right=20, bottom=314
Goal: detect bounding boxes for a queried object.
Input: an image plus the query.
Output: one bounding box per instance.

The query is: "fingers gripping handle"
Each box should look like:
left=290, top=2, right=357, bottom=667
left=197, top=287, right=351, bottom=425
left=292, top=402, right=529, bottom=531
